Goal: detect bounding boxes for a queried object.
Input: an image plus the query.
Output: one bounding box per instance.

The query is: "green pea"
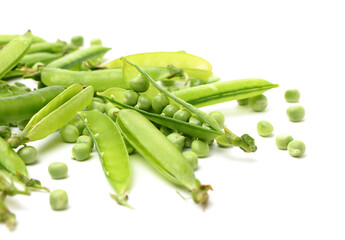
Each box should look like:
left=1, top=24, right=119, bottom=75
left=92, top=97, right=105, bottom=103
left=71, top=35, right=84, bottom=47
left=287, top=140, right=306, bottom=157
left=191, top=139, right=209, bottom=157
left=104, top=102, right=116, bottom=113
left=167, top=132, right=185, bottom=151
left=17, top=146, right=37, bottom=165
left=167, top=86, right=180, bottom=92
left=275, top=133, right=294, bottom=150
left=256, top=120, right=273, bottom=137
left=50, top=189, right=68, bottom=210
left=188, top=115, right=202, bottom=126
left=152, top=94, right=170, bottom=113
left=123, top=90, right=139, bottom=106
left=284, top=89, right=300, bottom=103
left=77, top=135, right=94, bottom=149
left=190, top=78, right=204, bottom=87
left=90, top=38, right=102, bottom=46
left=249, top=94, right=268, bottom=112
left=160, top=126, right=173, bottom=136
left=162, top=104, right=179, bottom=118
left=184, top=135, right=194, bottom=148
left=286, top=105, right=305, bottom=122
left=72, top=143, right=91, bottom=161
left=87, top=101, right=105, bottom=113
left=183, top=151, right=198, bottom=170
left=173, top=109, right=191, bottom=122
left=237, top=98, right=249, bottom=106
left=107, top=107, right=120, bottom=121
left=136, top=94, right=152, bottom=111
left=69, top=118, right=84, bottom=135
left=209, top=111, right=225, bottom=128
left=60, top=124, right=79, bottom=143
left=48, top=162, right=68, bottom=179
left=129, top=76, right=149, bottom=92
left=0, top=126, right=11, bottom=140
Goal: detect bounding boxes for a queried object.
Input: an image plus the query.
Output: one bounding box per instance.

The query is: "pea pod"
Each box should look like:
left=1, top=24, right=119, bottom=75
left=173, top=79, right=279, bottom=107
left=26, top=41, right=67, bottom=54
left=0, top=31, right=33, bottom=79
left=78, top=111, right=132, bottom=208
left=0, top=86, right=65, bottom=123
left=116, top=109, right=212, bottom=206
left=0, top=34, right=45, bottom=46
left=20, top=52, right=63, bottom=67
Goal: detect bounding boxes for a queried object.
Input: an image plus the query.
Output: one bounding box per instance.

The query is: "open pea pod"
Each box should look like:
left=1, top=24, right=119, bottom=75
left=19, top=84, right=94, bottom=142
left=116, top=109, right=212, bottom=206
left=78, top=111, right=132, bottom=208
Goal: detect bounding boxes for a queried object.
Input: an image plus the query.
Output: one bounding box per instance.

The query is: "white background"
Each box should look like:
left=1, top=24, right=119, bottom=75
left=1, top=0, right=345, bottom=239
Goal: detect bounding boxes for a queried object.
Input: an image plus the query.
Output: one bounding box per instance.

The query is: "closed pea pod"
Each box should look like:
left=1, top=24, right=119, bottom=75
left=79, top=111, right=132, bottom=208
left=20, top=52, right=63, bottom=67
left=0, top=34, right=45, bottom=46
left=26, top=41, right=66, bottom=54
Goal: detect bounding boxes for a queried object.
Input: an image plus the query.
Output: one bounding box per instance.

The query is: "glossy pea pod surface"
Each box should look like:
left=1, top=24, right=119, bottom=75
left=116, top=109, right=211, bottom=205
left=20, top=52, right=63, bottom=67
left=79, top=111, right=132, bottom=208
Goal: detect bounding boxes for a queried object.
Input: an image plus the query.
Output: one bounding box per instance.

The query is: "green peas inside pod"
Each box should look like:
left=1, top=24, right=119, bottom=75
left=107, top=107, right=120, bottom=121
left=50, top=189, right=68, bottom=210
left=87, top=101, right=105, bottom=113
left=82, top=127, right=91, bottom=136
left=256, top=120, right=273, bottom=137
left=184, top=135, right=194, bottom=148
left=209, top=111, right=225, bottom=128
left=104, top=102, right=116, bottom=113
left=17, top=146, right=38, bottom=165
left=72, top=143, right=92, bottom=161
left=77, top=135, right=94, bottom=150
left=123, top=90, right=139, bottom=106
left=286, top=105, right=305, bottom=122
left=173, top=109, right=192, bottom=122
left=136, top=94, right=152, bottom=111
left=249, top=94, right=268, bottom=112
left=284, top=89, right=300, bottom=103
left=71, top=35, right=84, bottom=47
left=167, top=132, right=185, bottom=151
left=188, top=115, right=202, bottom=126
left=48, top=162, right=68, bottom=179
left=275, top=133, right=294, bottom=150
left=60, top=124, right=80, bottom=143
left=152, top=94, right=170, bottom=113
left=183, top=151, right=198, bottom=170
left=162, top=104, right=179, bottom=118
left=191, top=139, right=209, bottom=157
left=160, top=126, right=173, bottom=136
left=69, top=118, right=84, bottom=135
left=129, top=76, right=150, bottom=92
left=287, top=140, right=306, bottom=157
left=0, top=126, right=12, bottom=140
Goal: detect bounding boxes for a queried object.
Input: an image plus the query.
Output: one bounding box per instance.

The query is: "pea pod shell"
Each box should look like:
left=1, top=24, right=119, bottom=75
left=79, top=111, right=131, bottom=207
left=0, top=31, right=33, bottom=79
left=20, top=52, right=63, bottom=67
left=0, top=34, right=45, bottom=46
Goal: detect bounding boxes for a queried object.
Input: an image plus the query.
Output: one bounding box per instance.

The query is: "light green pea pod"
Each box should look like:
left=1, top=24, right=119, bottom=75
left=0, top=31, right=33, bottom=79
left=0, top=34, right=45, bottom=46
left=79, top=111, right=132, bottom=208
left=19, top=84, right=94, bottom=142
left=116, top=109, right=212, bottom=206
left=20, top=52, right=63, bottom=67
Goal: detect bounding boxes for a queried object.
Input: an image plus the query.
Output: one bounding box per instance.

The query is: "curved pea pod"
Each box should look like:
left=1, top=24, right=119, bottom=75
left=20, top=52, right=63, bottom=68
left=0, top=86, right=65, bottom=123
left=0, top=31, right=33, bottom=79
left=20, top=84, right=94, bottom=142
left=117, top=109, right=212, bottom=206
left=173, top=79, right=279, bottom=107
left=41, top=68, right=130, bottom=91
left=78, top=111, right=132, bottom=208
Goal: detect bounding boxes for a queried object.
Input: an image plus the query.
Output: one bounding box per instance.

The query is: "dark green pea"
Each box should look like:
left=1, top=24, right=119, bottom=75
left=48, top=162, right=68, bottom=179
left=0, top=126, right=11, bottom=140
left=72, top=143, right=91, bottom=161
left=129, top=76, right=149, bottom=92
left=167, top=86, right=180, bottom=92
left=50, top=189, right=68, bottom=210
left=237, top=98, right=249, bottom=106
left=162, top=104, right=179, bottom=118
left=184, top=135, right=194, bottom=148
left=191, top=139, right=209, bottom=157
left=60, top=124, right=79, bottom=143
left=8, top=137, right=20, bottom=148
left=71, top=35, right=84, bottom=47
left=137, top=94, right=152, bottom=111
left=17, top=146, right=37, bottom=165
left=167, top=132, right=185, bottom=151
left=87, top=101, right=105, bottom=113
left=249, top=94, right=268, bottom=112
left=188, top=115, right=202, bottom=126
left=160, top=126, right=173, bottom=136
left=123, top=90, right=139, bottom=106
left=209, top=111, right=225, bottom=128
left=182, top=151, right=198, bottom=170
left=107, top=107, right=120, bottom=121
left=69, top=118, right=84, bottom=135
left=190, top=78, right=205, bottom=87
left=173, top=109, right=191, bottom=122
left=152, top=94, right=170, bottom=113
left=77, top=135, right=94, bottom=150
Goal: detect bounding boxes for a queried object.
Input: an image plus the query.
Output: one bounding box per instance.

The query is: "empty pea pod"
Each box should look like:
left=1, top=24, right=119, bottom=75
left=116, top=109, right=212, bottom=206
left=79, top=111, right=132, bottom=208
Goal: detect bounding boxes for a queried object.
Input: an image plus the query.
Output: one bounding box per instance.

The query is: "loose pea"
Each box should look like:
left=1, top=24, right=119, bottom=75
left=0, top=126, right=11, bottom=140
left=162, top=104, right=179, bottom=118
left=173, top=109, right=191, bottom=122
left=50, top=189, right=68, bottom=210
left=69, top=118, right=84, bottom=135
left=72, top=143, right=91, bottom=161
left=167, top=86, right=180, bottom=92
left=17, top=146, right=37, bottom=165
left=188, top=115, right=202, bottom=126
left=71, top=35, right=84, bottom=47
left=137, top=94, right=152, bottom=111
left=287, top=140, right=306, bottom=157
left=123, top=90, right=139, bottom=106
left=209, top=111, right=225, bottom=128
left=249, top=94, right=268, bottom=112
left=87, top=101, right=105, bottom=113
left=167, top=132, right=185, bottom=151
left=183, top=151, right=198, bottom=170
left=104, top=102, right=116, bottom=113
left=191, top=139, right=209, bottom=157
left=60, top=124, right=79, bottom=143
left=129, top=76, right=150, bottom=92
left=77, top=135, right=94, bottom=149
left=152, top=94, right=170, bottom=113
left=275, top=133, right=294, bottom=150
left=256, top=120, right=273, bottom=137
left=107, top=107, right=120, bottom=121
left=284, top=89, right=300, bottom=103
left=90, top=38, right=102, bottom=46
left=286, top=105, right=305, bottom=122
left=237, top=98, right=249, bottom=106
left=48, top=162, right=68, bottom=179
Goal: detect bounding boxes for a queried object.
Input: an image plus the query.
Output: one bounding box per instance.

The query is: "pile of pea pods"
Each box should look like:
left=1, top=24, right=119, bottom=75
left=0, top=31, right=280, bottom=230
